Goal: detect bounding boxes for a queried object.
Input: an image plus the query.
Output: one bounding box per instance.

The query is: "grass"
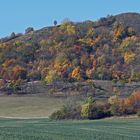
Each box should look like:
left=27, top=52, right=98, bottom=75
left=0, top=118, right=139, bottom=140
left=0, top=96, right=66, bottom=117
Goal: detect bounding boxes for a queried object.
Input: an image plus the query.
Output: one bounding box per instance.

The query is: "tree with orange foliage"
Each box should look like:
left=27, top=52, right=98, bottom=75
left=71, top=66, right=82, bottom=81
left=12, top=65, right=27, bottom=80
left=117, top=90, right=140, bottom=115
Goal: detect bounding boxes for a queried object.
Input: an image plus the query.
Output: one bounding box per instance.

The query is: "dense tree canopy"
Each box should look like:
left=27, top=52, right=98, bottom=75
left=0, top=13, right=140, bottom=85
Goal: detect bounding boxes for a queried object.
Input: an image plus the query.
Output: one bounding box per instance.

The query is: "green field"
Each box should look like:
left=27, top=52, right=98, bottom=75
left=0, top=118, right=139, bottom=140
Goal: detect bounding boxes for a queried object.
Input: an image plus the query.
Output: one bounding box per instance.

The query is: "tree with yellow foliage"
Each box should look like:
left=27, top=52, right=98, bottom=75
left=44, top=70, right=60, bottom=84
left=60, top=21, right=76, bottom=35
left=113, top=23, right=125, bottom=41
left=124, top=51, right=135, bottom=64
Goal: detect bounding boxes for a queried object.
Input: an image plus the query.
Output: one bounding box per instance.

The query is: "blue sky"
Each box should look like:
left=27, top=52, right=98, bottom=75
left=0, top=0, right=140, bottom=37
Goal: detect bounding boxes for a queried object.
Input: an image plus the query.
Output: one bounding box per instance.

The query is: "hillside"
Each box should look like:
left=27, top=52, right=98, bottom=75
left=0, top=12, right=140, bottom=91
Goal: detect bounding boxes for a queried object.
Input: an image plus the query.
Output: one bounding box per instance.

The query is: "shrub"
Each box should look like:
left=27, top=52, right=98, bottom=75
left=66, top=106, right=81, bottom=119
left=89, top=104, right=111, bottom=119
left=108, top=92, right=140, bottom=116
left=81, top=96, right=95, bottom=118
left=5, top=80, right=22, bottom=95
left=81, top=103, right=91, bottom=118
left=81, top=96, right=110, bottom=119
left=50, top=106, right=67, bottom=120
left=137, top=111, right=140, bottom=117
left=108, top=95, right=124, bottom=116
left=25, top=27, right=34, bottom=34
left=123, top=91, right=140, bottom=110
left=50, top=105, right=81, bottom=120
left=81, top=103, right=110, bottom=119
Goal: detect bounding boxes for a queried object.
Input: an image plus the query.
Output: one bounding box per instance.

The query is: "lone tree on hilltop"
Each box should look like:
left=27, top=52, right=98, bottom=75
left=54, top=20, right=57, bottom=26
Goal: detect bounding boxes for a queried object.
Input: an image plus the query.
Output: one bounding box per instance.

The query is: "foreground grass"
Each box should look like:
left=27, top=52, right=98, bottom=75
left=0, top=96, right=66, bottom=117
left=0, top=118, right=139, bottom=140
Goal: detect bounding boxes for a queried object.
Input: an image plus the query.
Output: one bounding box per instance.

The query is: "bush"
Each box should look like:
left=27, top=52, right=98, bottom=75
left=88, top=104, right=111, bottom=119
left=50, top=105, right=81, bottom=120
left=137, top=111, right=140, bottom=117
left=81, top=96, right=95, bottom=118
left=81, top=103, right=111, bottom=119
left=109, top=103, right=122, bottom=116
left=108, top=93, right=139, bottom=116
left=108, top=95, right=123, bottom=116
left=50, top=106, right=67, bottom=120
left=81, top=96, right=110, bottom=119
left=25, top=27, right=34, bottom=34
left=5, top=80, right=22, bottom=95
left=121, top=106, right=136, bottom=115
left=81, top=103, right=91, bottom=118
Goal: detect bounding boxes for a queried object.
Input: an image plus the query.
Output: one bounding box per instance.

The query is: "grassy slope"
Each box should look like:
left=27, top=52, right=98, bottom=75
left=0, top=96, right=66, bottom=117
left=0, top=118, right=139, bottom=140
